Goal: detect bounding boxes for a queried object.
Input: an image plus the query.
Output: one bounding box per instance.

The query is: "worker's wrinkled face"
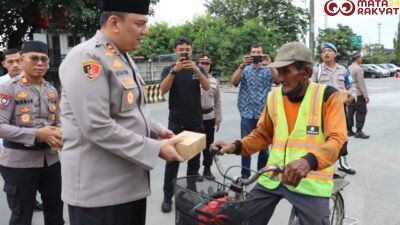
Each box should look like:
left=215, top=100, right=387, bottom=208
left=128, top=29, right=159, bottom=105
left=276, top=63, right=309, bottom=95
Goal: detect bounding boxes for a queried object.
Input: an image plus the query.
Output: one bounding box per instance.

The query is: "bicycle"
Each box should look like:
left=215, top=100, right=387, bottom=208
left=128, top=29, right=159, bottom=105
left=174, top=146, right=350, bottom=225
left=211, top=146, right=350, bottom=225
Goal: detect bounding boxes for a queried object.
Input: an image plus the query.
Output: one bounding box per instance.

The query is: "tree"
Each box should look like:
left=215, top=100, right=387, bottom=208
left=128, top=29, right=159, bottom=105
left=316, top=24, right=357, bottom=63
left=394, top=17, right=400, bottom=65
left=204, top=0, right=309, bottom=44
left=0, top=0, right=159, bottom=48
left=132, top=15, right=283, bottom=77
left=132, top=22, right=174, bottom=59
left=363, top=44, right=395, bottom=64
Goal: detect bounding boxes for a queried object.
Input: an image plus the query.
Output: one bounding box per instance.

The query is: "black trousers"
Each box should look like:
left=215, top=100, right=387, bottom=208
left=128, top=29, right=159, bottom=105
left=202, top=118, right=215, bottom=167
left=68, top=198, right=146, bottom=225
left=163, top=119, right=203, bottom=200
left=245, top=184, right=330, bottom=225
left=347, top=96, right=368, bottom=130
left=0, top=162, right=64, bottom=225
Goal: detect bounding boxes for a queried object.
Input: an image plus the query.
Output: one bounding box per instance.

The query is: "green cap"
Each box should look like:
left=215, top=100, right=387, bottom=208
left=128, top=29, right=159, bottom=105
left=268, top=42, right=313, bottom=68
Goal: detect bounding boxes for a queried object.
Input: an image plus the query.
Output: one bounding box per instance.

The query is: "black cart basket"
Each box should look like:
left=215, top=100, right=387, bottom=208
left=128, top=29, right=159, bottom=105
left=174, top=176, right=252, bottom=225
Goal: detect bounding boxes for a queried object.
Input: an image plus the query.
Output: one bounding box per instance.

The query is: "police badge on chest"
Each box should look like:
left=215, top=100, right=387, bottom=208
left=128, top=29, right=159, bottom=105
left=306, top=126, right=319, bottom=135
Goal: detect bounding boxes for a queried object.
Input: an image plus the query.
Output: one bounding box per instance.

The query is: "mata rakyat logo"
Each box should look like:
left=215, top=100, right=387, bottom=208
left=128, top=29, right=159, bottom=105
left=324, top=0, right=400, bottom=16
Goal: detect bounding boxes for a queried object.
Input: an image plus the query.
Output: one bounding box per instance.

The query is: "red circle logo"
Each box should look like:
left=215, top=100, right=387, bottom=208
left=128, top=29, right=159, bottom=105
left=324, top=0, right=356, bottom=16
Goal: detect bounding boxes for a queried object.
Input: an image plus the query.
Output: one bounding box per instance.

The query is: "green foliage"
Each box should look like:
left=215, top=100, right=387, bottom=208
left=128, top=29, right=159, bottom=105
left=394, top=21, right=400, bottom=64
left=363, top=45, right=395, bottom=64
left=204, top=0, right=309, bottom=43
left=131, top=15, right=283, bottom=76
left=132, top=22, right=174, bottom=58
left=0, top=0, right=160, bottom=48
left=316, top=24, right=357, bottom=62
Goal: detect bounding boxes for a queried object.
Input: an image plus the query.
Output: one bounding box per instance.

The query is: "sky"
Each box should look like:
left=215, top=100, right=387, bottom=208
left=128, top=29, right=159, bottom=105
left=149, top=0, right=400, bottom=49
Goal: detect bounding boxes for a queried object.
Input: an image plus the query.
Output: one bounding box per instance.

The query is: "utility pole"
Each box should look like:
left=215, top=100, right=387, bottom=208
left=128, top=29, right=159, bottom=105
left=378, top=23, right=382, bottom=45
left=309, top=0, right=315, bottom=59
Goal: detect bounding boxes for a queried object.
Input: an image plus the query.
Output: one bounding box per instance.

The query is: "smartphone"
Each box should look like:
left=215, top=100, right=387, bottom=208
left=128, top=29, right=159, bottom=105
left=252, top=55, right=263, bottom=63
left=180, top=52, right=189, bottom=60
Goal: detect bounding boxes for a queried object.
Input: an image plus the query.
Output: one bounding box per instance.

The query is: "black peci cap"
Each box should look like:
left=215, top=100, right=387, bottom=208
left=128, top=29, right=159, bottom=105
left=20, top=41, right=48, bottom=55
left=102, top=0, right=150, bottom=15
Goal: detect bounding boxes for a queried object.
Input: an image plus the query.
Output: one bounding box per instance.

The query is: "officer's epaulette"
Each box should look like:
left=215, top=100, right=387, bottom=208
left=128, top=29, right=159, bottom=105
left=95, top=41, right=103, bottom=48
left=42, top=79, right=50, bottom=85
left=103, top=42, right=119, bottom=57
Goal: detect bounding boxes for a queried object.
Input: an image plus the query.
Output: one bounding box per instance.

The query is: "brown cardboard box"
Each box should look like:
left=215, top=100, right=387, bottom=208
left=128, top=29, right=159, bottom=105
left=175, top=131, right=206, bottom=160
left=340, top=90, right=351, bottom=102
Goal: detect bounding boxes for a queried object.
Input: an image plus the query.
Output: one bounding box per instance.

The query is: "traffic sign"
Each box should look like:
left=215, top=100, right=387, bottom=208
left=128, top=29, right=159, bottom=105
left=351, top=36, right=362, bottom=48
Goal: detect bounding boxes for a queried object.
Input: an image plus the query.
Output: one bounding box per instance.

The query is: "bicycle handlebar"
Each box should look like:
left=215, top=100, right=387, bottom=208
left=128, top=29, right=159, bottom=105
left=210, top=146, right=284, bottom=186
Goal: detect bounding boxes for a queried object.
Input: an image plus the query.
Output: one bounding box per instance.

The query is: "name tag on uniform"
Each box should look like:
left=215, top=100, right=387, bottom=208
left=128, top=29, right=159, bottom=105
left=306, top=126, right=319, bottom=135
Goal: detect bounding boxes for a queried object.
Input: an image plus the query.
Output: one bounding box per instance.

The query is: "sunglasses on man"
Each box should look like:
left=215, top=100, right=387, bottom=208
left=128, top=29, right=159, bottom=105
left=200, top=62, right=211, bottom=66
left=28, top=55, right=49, bottom=64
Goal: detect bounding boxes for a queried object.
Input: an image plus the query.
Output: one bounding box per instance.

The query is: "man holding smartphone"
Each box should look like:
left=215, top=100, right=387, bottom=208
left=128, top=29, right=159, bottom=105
left=231, top=43, right=274, bottom=178
left=159, top=37, right=210, bottom=213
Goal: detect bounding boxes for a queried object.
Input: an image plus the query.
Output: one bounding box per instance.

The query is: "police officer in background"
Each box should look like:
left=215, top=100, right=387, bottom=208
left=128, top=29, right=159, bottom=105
left=0, top=47, right=45, bottom=212
left=198, top=55, right=222, bottom=180
left=311, top=43, right=356, bottom=175
left=348, top=52, right=370, bottom=139
left=0, top=49, right=23, bottom=83
left=58, top=0, right=184, bottom=225
left=0, top=41, right=64, bottom=225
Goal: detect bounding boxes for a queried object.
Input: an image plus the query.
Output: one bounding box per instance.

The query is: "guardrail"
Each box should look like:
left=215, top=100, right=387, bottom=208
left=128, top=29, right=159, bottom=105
left=145, top=84, right=165, bottom=104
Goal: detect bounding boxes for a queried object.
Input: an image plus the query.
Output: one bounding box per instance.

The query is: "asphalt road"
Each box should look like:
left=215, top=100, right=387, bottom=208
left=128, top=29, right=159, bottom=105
left=1, top=77, right=399, bottom=225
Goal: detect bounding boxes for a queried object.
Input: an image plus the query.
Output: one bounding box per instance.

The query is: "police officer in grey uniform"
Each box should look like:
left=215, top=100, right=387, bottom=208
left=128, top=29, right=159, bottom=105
left=0, top=41, right=64, bottom=225
left=198, top=55, right=222, bottom=179
left=348, top=52, right=370, bottom=139
left=58, top=1, right=184, bottom=225
left=311, top=42, right=357, bottom=175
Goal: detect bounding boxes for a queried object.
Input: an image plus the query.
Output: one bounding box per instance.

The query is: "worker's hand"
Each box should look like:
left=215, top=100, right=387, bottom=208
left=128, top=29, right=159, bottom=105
left=159, top=129, right=175, bottom=140
left=282, top=158, right=310, bottom=187
left=159, top=136, right=185, bottom=162
left=36, top=126, right=63, bottom=148
left=365, top=96, right=370, bottom=104
left=213, top=140, right=235, bottom=154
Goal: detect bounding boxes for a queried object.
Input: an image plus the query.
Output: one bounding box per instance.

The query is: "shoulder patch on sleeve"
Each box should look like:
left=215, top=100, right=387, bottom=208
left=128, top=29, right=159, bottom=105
left=323, top=85, right=338, bottom=102
left=0, top=93, right=13, bottom=109
left=82, top=60, right=101, bottom=81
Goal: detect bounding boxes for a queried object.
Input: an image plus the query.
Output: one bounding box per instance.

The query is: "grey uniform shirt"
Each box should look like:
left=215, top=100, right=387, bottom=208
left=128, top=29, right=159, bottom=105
left=349, top=63, right=368, bottom=98
left=0, top=74, right=60, bottom=168
left=311, top=63, right=357, bottom=99
left=0, top=74, right=11, bottom=148
left=201, top=75, right=222, bottom=122
left=59, top=31, right=165, bottom=207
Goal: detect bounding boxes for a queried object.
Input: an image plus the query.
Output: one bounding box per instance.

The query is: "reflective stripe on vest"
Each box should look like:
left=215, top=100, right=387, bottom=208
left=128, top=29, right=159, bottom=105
left=260, top=82, right=333, bottom=198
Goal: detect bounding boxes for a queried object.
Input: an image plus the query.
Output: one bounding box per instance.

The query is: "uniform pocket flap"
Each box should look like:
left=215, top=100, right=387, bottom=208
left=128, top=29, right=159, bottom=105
left=3, top=183, right=17, bottom=195
left=118, top=77, right=137, bottom=90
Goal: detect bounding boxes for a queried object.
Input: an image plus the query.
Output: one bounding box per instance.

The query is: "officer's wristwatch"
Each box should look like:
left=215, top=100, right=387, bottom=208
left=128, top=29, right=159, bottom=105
left=169, top=68, right=177, bottom=75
